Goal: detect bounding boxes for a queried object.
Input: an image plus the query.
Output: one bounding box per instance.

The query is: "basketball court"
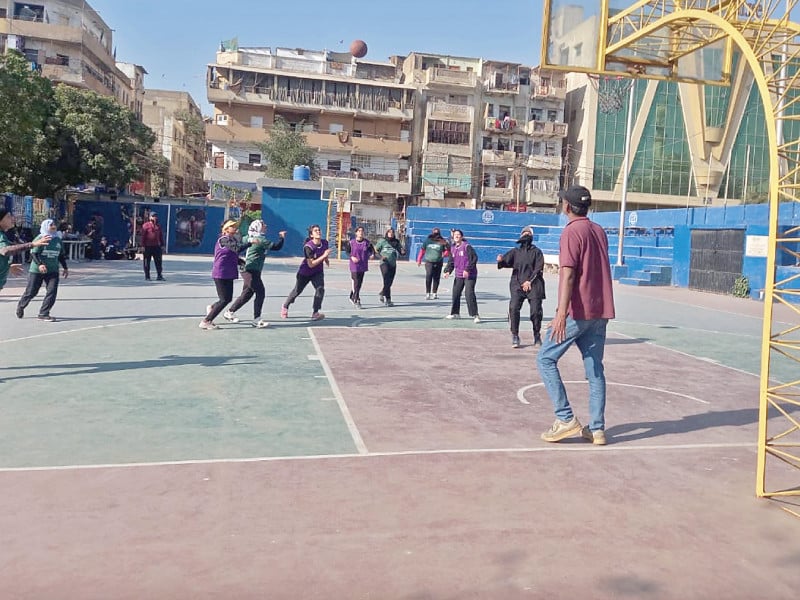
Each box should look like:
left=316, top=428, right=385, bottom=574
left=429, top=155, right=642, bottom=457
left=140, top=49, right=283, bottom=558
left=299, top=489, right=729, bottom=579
left=1, top=255, right=798, bottom=598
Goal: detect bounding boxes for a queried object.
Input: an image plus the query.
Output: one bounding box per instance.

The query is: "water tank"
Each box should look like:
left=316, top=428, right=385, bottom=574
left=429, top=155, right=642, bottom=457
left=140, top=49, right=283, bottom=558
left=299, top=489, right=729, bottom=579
left=292, top=165, right=311, bottom=181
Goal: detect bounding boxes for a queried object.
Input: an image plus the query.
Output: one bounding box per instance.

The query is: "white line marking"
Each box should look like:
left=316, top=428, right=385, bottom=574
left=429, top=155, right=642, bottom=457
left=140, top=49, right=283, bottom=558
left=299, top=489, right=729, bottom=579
left=516, top=381, right=710, bottom=405
left=612, top=331, right=762, bottom=380
left=0, top=442, right=755, bottom=473
left=307, top=355, right=320, bottom=361
left=314, top=375, right=327, bottom=379
left=307, top=328, right=368, bottom=454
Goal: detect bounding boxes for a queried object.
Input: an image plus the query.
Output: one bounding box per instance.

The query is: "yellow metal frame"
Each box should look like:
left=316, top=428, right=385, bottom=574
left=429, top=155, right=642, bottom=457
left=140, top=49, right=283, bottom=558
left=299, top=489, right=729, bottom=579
left=543, top=1, right=800, bottom=501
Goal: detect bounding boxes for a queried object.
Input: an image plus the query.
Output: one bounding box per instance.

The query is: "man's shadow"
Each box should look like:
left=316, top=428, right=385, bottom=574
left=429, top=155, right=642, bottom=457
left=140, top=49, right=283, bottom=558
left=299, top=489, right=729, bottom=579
left=606, top=407, right=794, bottom=442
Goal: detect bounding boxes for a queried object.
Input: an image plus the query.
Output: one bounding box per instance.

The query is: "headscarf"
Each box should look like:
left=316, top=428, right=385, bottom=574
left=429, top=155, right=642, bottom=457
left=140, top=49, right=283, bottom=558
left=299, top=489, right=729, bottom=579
left=39, top=219, right=55, bottom=237
left=248, top=219, right=265, bottom=238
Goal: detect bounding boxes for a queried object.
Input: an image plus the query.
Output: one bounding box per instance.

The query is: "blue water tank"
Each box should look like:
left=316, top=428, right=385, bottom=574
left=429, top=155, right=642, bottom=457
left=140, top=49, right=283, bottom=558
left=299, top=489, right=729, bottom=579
left=292, top=165, right=311, bottom=181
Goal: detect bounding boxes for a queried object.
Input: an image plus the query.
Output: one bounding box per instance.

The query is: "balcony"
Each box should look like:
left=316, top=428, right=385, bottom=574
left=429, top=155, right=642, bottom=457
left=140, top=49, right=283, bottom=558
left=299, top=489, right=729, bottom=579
left=206, top=122, right=269, bottom=144
left=484, top=116, right=522, bottom=133
left=305, top=131, right=412, bottom=156
left=531, top=85, right=567, bottom=101
left=525, top=155, right=562, bottom=170
left=482, top=186, right=514, bottom=200
left=525, top=120, right=567, bottom=138
left=424, top=68, right=477, bottom=88
left=481, top=149, right=517, bottom=168
left=427, top=102, right=474, bottom=123
left=422, top=172, right=472, bottom=194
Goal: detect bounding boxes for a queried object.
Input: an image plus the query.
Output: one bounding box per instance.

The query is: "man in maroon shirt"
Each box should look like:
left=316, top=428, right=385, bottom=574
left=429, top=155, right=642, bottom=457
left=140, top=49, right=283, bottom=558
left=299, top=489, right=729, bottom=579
left=141, top=212, right=165, bottom=281
left=537, top=185, right=615, bottom=446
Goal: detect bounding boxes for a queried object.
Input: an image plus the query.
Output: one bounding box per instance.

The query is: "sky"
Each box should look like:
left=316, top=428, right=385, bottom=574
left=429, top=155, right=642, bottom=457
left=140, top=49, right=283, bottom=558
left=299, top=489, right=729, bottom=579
left=89, top=0, right=542, bottom=117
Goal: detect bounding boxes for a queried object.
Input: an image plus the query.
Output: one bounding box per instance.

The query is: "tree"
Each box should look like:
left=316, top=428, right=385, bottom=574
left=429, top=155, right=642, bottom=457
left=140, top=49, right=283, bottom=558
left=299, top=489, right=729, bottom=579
left=257, top=117, right=317, bottom=179
left=0, top=52, right=58, bottom=194
left=53, top=86, right=156, bottom=190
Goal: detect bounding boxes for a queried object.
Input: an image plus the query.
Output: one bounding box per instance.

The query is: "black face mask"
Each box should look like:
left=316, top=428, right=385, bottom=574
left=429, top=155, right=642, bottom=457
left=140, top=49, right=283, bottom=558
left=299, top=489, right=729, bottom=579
left=517, top=234, right=532, bottom=245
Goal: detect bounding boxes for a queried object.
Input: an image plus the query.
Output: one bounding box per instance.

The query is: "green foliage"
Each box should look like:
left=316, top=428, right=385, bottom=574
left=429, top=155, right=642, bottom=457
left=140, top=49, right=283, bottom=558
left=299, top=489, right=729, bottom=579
left=257, top=117, right=317, bottom=180
left=0, top=53, right=156, bottom=196
left=54, top=86, right=156, bottom=190
left=732, top=275, right=750, bottom=298
left=0, top=52, right=58, bottom=194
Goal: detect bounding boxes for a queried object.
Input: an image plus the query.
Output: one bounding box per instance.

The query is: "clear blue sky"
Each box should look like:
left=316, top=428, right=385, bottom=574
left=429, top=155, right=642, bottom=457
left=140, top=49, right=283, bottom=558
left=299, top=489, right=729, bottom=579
left=90, top=0, right=542, bottom=117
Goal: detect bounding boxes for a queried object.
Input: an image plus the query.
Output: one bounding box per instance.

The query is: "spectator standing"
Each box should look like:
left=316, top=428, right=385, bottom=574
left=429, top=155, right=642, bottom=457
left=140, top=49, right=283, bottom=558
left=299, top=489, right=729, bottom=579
left=141, top=212, right=165, bottom=281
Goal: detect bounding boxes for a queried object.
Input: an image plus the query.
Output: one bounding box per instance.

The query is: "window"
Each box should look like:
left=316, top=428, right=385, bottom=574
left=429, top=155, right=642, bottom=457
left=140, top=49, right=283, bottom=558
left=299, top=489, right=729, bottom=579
left=574, top=43, right=583, bottom=59
left=499, top=105, right=511, bottom=118
left=248, top=153, right=261, bottom=165
left=487, top=103, right=494, bottom=118
left=250, top=116, right=263, bottom=128
left=496, top=175, right=507, bottom=188
left=530, top=108, right=543, bottom=121
left=482, top=136, right=493, bottom=150
left=547, top=110, right=559, bottom=122
left=427, top=120, right=470, bottom=145
left=327, top=160, right=342, bottom=171
left=351, top=154, right=371, bottom=169
left=514, top=142, right=524, bottom=155
left=215, top=114, right=228, bottom=125
left=352, top=130, right=362, bottom=138
left=329, top=123, right=344, bottom=133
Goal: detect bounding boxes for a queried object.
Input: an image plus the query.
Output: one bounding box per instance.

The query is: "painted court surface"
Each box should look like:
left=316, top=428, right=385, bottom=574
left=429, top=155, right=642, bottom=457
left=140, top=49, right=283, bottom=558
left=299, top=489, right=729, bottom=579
left=1, top=255, right=799, bottom=599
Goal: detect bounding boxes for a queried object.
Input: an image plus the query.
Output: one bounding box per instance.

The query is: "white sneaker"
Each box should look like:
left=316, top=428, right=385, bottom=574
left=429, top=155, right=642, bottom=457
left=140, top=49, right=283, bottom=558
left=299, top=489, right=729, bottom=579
left=433, top=293, right=438, bottom=300
left=473, top=315, right=481, bottom=324
left=425, top=293, right=432, bottom=300
left=445, top=314, right=460, bottom=320
left=223, top=310, right=239, bottom=323
left=199, top=320, right=218, bottom=330
left=253, top=319, right=269, bottom=328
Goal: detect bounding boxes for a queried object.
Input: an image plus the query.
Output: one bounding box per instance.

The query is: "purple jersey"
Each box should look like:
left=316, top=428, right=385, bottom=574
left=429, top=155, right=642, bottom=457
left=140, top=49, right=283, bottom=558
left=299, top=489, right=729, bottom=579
left=298, top=239, right=329, bottom=277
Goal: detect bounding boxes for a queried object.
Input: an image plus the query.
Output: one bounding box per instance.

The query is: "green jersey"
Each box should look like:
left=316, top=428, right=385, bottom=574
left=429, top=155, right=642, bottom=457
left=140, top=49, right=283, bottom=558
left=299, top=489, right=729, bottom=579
left=421, top=237, right=448, bottom=263
left=242, top=235, right=284, bottom=272
left=375, top=237, right=402, bottom=267
left=29, top=234, right=63, bottom=274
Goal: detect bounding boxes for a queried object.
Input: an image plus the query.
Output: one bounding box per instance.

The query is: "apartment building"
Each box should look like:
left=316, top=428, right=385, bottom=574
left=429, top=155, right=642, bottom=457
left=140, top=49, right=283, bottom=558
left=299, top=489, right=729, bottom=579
left=116, top=62, right=146, bottom=120
left=399, top=52, right=482, bottom=207
left=480, top=62, right=567, bottom=210
left=0, top=0, right=132, bottom=107
left=142, top=90, right=206, bottom=197
left=205, top=45, right=416, bottom=209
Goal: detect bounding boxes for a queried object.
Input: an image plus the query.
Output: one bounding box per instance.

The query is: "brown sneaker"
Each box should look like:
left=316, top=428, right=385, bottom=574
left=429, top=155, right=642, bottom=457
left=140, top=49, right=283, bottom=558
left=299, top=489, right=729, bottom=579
left=541, top=417, right=582, bottom=443
left=581, top=426, right=607, bottom=446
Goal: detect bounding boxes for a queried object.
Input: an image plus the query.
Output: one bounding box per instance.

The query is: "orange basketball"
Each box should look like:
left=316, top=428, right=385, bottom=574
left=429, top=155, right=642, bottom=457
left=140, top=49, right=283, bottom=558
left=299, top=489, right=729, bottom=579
left=350, top=39, right=368, bottom=58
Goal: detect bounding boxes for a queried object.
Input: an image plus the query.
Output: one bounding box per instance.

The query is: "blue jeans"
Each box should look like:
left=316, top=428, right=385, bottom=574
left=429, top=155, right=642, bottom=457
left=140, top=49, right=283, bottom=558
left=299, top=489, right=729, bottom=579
left=536, top=317, right=609, bottom=431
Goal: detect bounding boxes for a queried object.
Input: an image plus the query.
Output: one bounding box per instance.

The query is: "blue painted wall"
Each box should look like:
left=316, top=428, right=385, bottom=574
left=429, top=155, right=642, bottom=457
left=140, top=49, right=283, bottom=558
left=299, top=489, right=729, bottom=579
left=261, top=186, right=328, bottom=258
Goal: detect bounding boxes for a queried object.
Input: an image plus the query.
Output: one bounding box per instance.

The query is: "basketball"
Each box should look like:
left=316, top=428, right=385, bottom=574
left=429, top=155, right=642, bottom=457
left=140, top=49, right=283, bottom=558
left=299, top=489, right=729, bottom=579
left=349, top=39, right=368, bottom=58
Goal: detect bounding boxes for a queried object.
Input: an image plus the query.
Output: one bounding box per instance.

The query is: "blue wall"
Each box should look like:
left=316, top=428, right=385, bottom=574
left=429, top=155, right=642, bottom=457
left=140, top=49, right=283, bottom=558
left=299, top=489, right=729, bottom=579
left=261, top=186, right=328, bottom=257
left=72, top=199, right=227, bottom=255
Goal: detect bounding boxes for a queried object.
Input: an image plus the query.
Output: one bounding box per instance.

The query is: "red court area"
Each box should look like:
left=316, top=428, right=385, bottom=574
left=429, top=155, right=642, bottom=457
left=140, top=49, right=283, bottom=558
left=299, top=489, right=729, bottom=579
left=2, top=328, right=798, bottom=599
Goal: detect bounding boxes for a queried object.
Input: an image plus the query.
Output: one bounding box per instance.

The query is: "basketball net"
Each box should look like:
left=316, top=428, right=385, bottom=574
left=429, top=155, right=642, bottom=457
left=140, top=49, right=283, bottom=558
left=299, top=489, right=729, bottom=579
left=588, top=74, right=635, bottom=114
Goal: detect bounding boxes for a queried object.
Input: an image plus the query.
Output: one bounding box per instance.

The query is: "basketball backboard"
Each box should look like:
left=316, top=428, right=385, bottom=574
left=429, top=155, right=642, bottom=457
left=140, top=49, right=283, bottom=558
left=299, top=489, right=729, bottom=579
left=541, top=0, right=732, bottom=84
left=320, top=176, right=362, bottom=205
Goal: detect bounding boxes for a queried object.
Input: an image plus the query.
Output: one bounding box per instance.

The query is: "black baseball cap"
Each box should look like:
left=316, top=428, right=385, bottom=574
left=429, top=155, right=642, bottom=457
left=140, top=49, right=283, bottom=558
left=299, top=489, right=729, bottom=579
left=558, top=185, right=592, bottom=209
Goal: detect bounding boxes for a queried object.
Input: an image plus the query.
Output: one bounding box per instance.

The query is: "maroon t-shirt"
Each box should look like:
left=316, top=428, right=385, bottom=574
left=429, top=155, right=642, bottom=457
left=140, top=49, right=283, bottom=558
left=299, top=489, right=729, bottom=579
left=559, top=217, right=615, bottom=320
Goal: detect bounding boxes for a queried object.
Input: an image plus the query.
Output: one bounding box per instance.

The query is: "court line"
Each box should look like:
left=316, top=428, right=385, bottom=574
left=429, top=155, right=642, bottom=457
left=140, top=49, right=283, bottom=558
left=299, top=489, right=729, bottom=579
left=517, top=381, right=710, bottom=405
left=0, top=442, right=755, bottom=473
left=308, top=327, right=368, bottom=454
left=0, top=317, right=197, bottom=344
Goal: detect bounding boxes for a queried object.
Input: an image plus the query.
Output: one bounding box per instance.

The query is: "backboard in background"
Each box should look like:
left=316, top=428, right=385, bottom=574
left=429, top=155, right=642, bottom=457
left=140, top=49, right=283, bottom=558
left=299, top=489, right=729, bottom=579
left=541, top=0, right=733, bottom=84
left=320, top=176, right=363, bottom=208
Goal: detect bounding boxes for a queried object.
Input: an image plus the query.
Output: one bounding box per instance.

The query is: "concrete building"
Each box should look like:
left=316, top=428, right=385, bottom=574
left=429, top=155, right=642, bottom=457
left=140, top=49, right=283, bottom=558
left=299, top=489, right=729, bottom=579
left=397, top=53, right=567, bottom=211
left=142, top=89, right=206, bottom=197
left=399, top=52, right=482, bottom=208
left=480, top=62, right=567, bottom=211
left=205, top=45, right=416, bottom=216
left=116, top=62, right=146, bottom=120
left=0, top=0, right=132, bottom=107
